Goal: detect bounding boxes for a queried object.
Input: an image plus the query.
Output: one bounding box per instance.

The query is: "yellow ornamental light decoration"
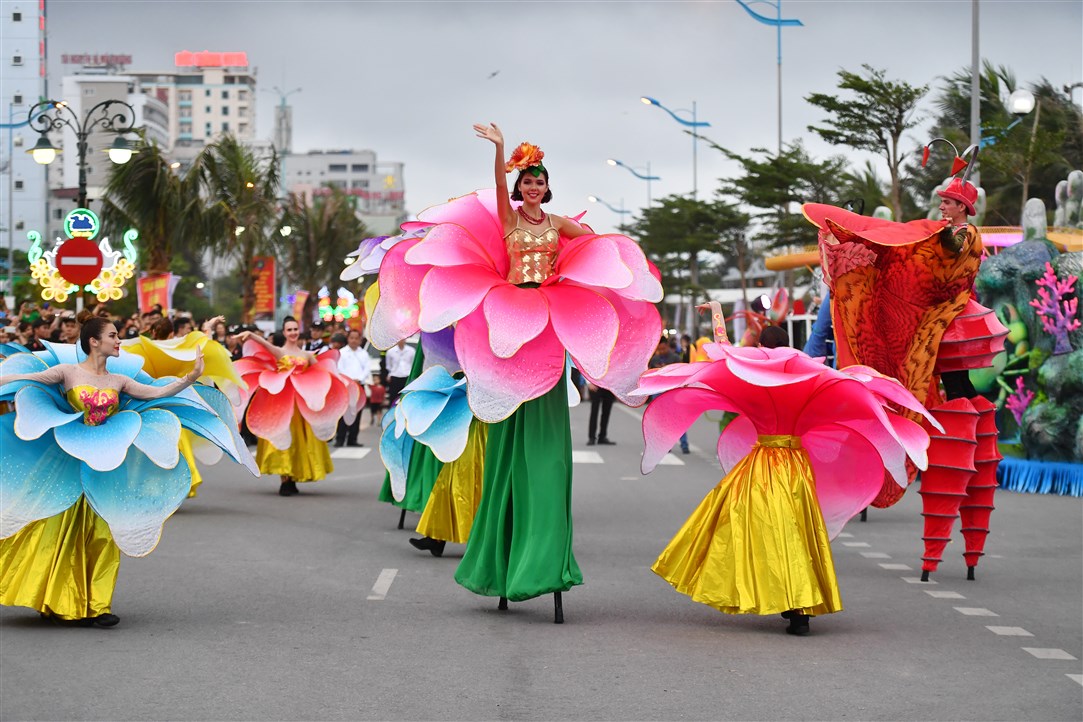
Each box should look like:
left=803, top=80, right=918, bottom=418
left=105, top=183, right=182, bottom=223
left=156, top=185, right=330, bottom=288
left=25, top=212, right=140, bottom=303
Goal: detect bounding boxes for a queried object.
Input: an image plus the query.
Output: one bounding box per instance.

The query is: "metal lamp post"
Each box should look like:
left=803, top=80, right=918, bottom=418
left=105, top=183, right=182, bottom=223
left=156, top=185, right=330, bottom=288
left=606, top=158, right=660, bottom=207
left=587, top=195, right=629, bottom=217
left=639, top=96, right=711, bottom=198
left=26, top=99, right=138, bottom=208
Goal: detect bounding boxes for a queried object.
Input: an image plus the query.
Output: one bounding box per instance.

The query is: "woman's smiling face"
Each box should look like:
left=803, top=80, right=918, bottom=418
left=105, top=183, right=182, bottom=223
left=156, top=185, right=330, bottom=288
left=517, top=173, right=548, bottom=204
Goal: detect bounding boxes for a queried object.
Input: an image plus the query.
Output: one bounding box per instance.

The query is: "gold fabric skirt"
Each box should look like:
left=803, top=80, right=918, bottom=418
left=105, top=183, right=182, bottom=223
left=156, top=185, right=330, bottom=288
left=0, top=496, right=121, bottom=620
left=179, top=429, right=203, bottom=498
left=417, top=422, right=488, bottom=543
left=652, top=436, right=842, bottom=616
left=256, top=412, right=333, bottom=482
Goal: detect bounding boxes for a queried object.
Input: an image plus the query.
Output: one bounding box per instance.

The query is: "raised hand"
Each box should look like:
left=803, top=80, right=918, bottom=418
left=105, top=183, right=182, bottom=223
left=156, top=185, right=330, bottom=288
left=188, top=345, right=205, bottom=382
left=473, top=122, right=504, bottom=146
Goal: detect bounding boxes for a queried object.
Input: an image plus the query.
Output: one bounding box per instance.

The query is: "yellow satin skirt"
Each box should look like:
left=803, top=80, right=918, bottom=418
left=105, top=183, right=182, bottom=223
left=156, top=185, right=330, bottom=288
left=417, top=422, right=488, bottom=543
left=179, top=429, right=203, bottom=498
left=652, top=436, right=842, bottom=616
left=256, top=412, right=333, bottom=482
left=0, top=497, right=121, bottom=620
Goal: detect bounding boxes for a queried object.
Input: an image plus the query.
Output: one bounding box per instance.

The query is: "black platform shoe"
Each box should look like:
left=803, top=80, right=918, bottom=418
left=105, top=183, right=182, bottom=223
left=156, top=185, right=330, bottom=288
left=279, top=480, right=299, bottom=496
left=93, top=613, right=120, bottom=627
left=785, top=613, right=810, bottom=636
left=409, top=536, right=446, bottom=557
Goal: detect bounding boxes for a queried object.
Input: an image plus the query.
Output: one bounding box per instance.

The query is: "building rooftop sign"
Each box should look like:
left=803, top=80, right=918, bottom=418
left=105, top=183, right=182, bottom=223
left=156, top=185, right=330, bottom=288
left=174, top=51, right=248, bottom=68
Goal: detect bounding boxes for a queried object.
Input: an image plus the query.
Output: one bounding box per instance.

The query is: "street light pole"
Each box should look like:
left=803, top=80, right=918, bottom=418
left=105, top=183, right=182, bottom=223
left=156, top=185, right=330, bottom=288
left=607, top=158, right=660, bottom=207
left=26, top=99, right=138, bottom=208
left=640, top=96, right=711, bottom=199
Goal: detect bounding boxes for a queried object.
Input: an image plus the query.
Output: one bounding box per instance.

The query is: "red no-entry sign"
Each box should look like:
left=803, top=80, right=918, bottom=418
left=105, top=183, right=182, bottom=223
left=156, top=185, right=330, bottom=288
left=55, top=237, right=104, bottom=285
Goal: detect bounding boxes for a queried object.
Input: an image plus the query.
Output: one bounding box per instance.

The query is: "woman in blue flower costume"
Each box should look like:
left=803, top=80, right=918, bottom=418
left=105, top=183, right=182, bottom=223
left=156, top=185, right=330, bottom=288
left=0, top=317, right=257, bottom=626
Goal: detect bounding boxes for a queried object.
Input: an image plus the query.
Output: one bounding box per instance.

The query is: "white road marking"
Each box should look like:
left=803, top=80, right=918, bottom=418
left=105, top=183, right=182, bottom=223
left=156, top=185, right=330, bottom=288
left=842, top=541, right=871, bottom=548
left=925, top=590, right=965, bottom=599
left=902, top=576, right=936, bottom=584
left=879, top=563, right=912, bottom=570
left=657, top=453, right=686, bottom=466
left=572, top=450, right=604, bottom=464
left=954, top=607, right=998, bottom=616
left=986, top=626, right=1033, bottom=637
left=367, top=568, right=398, bottom=600
left=331, top=447, right=371, bottom=460
left=860, top=551, right=891, bottom=558
left=837, top=532, right=854, bottom=538
left=1067, top=674, right=1083, bottom=686
left=1021, top=648, right=1077, bottom=660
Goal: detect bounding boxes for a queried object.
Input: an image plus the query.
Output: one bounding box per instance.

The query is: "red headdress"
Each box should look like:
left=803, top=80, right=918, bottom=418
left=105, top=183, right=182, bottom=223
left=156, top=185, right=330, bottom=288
left=923, top=138, right=980, bottom=216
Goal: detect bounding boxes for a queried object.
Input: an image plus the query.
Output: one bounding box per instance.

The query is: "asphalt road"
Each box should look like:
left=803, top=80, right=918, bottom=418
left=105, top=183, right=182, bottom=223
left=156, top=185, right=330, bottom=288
left=1, top=400, right=1080, bottom=721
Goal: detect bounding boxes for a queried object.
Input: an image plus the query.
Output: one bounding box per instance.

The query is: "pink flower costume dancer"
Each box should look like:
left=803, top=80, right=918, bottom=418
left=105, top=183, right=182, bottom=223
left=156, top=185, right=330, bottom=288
left=368, top=125, right=663, bottom=622
left=634, top=307, right=938, bottom=635
left=234, top=319, right=361, bottom=496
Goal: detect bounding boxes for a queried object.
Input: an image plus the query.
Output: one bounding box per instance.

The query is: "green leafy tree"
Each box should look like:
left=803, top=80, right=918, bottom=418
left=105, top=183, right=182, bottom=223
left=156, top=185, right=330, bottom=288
left=806, top=64, right=928, bottom=220
left=280, top=188, right=369, bottom=322
left=199, top=135, right=280, bottom=322
left=626, top=194, right=750, bottom=310
left=99, top=140, right=206, bottom=275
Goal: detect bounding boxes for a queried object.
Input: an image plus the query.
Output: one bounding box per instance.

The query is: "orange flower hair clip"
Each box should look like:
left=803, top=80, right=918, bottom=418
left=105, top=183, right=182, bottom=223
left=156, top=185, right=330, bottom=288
left=505, top=142, right=546, bottom=176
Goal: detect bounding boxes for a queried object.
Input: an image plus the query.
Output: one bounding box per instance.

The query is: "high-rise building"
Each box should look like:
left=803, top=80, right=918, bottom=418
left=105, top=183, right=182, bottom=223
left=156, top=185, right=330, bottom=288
left=1, top=0, right=48, bottom=259
left=282, top=149, right=406, bottom=235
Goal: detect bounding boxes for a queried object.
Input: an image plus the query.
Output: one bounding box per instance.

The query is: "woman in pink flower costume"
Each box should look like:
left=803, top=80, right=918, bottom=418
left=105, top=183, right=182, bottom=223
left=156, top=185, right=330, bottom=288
left=369, top=124, right=663, bottom=622
left=235, top=317, right=361, bottom=496
left=634, top=314, right=938, bottom=635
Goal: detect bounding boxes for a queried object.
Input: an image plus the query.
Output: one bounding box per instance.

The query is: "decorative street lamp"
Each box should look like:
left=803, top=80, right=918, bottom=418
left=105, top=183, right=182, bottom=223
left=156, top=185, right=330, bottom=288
left=26, top=99, right=139, bottom=208
left=587, top=195, right=630, bottom=216
left=640, top=96, right=711, bottom=198
left=606, top=158, right=660, bottom=207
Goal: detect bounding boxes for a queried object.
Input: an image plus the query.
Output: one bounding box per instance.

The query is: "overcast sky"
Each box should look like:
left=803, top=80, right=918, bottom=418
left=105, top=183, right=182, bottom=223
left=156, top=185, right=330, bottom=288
left=43, top=0, right=1083, bottom=232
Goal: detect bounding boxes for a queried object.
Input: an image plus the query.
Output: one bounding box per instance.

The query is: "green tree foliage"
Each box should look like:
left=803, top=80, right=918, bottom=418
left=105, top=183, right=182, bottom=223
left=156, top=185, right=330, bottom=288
left=806, top=64, right=928, bottom=220
left=910, top=62, right=1083, bottom=225
left=712, top=140, right=849, bottom=250
left=99, top=140, right=206, bottom=274
left=280, top=188, right=368, bottom=322
left=199, top=135, right=281, bottom=322
left=626, top=194, right=749, bottom=306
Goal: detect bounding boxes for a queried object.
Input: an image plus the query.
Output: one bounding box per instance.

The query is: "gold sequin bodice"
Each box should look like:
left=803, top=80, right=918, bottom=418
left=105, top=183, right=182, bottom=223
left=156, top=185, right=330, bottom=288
left=66, top=385, right=120, bottom=426
left=505, top=215, right=559, bottom=284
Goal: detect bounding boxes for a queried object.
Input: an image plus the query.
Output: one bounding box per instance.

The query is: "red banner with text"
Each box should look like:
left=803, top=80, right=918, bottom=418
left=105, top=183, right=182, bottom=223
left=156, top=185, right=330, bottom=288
left=137, top=273, right=175, bottom=313
left=252, top=256, right=276, bottom=316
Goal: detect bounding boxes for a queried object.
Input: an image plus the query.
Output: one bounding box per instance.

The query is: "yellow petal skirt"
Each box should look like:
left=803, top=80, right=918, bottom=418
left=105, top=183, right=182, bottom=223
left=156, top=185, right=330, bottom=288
left=256, top=412, right=333, bottom=482
left=417, top=422, right=488, bottom=543
left=652, top=436, right=842, bottom=616
left=0, top=497, right=120, bottom=620
left=179, top=429, right=203, bottom=498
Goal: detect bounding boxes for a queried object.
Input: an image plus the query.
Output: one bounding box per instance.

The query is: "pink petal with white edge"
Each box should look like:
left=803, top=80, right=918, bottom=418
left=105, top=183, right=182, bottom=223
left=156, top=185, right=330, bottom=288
left=639, top=388, right=721, bottom=473
left=804, top=426, right=885, bottom=538
left=832, top=416, right=910, bottom=488
left=550, top=236, right=634, bottom=290
left=482, top=284, right=550, bottom=358
left=258, top=369, right=292, bottom=395
left=417, top=265, right=504, bottom=332
left=632, top=362, right=716, bottom=397
left=405, top=223, right=497, bottom=270
left=233, top=357, right=271, bottom=377
left=610, top=236, right=664, bottom=301
left=454, top=308, right=565, bottom=423
left=543, top=285, right=618, bottom=378
left=416, top=190, right=507, bottom=277
left=297, top=379, right=349, bottom=441
left=288, top=367, right=333, bottom=412
left=716, top=415, right=757, bottom=473
left=369, top=239, right=426, bottom=349
left=843, top=364, right=942, bottom=430
left=579, top=289, right=663, bottom=406
left=246, top=387, right=295, bottom=451
left=716, top=345, right=825, bottom=387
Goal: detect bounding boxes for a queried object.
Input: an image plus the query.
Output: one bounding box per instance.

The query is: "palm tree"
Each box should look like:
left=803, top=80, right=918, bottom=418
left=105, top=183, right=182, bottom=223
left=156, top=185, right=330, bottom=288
left=199, top=135, right=280, bottom=322
left=279, top=187, right=369, bottom=323
left=99, top=141, right=206, bottom=275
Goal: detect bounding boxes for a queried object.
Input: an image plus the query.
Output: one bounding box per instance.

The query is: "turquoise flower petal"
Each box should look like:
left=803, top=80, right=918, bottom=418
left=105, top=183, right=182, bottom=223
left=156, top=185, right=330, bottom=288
left=81, top=448, right=191, bottom=557
left=11, top=385, right=83, bottom=440
left=380, top=412, right=414, bottom=502
left=393, top=365, right=474, bottom=463
left=53, top=408, right=142, bottom=472
left=0, top=414, right=83, bottom=538
left=190, top=384, right=258, bottom=474
left=399, top=389, right=452, bottom=435
left=132, top=408, right=182, bottom=469
left=413, top=393, right=474, bottom=462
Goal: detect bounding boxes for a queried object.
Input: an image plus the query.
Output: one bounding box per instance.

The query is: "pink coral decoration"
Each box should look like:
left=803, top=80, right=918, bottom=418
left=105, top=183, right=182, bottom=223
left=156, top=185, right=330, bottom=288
left=1005, top=376, right=1035, bottom=427
left=632, top=344, right=940, bottom=538
left=1029, top=262, right=1080, bottom=355
left=233, top=342, right=362, bottom=450
left=369, top=189, right=664, bottom=422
